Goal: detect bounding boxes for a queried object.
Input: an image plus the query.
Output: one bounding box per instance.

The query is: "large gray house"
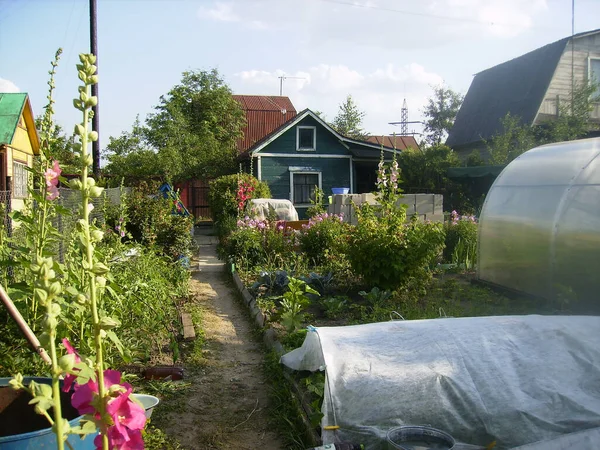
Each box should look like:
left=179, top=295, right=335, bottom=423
left=447, top=28, right=600, bottom=161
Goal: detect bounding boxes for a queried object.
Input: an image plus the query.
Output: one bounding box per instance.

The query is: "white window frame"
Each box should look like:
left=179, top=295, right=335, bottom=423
left=13, top=161, right=29, bottom=199
left=289, top=170, right=322, bottom=206
left=588, top=57, right=600, bottom=99
left=296, top=126, right=316, bottom=151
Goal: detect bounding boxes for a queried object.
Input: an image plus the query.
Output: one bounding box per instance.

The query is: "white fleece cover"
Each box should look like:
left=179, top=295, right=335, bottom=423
left=280, top=316, right=600, bottom=449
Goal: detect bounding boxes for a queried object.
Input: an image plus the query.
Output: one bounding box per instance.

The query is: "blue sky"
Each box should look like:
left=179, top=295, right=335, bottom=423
left=1, top=0, right=599, bottom=155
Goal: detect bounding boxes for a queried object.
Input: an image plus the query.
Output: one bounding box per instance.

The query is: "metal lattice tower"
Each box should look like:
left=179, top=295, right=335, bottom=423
left=400, top=99, right=408, bottom=136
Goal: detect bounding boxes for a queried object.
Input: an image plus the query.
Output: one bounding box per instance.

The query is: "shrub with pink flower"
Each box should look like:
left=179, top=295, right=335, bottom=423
left=443, top=210, right=478, bottom=266
left=299, top=212, right=348, bottom=265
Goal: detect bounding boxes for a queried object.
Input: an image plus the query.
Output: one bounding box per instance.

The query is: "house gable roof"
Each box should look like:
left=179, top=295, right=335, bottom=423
left=248, top=109, right=404, bottom=156
left=233, top=95, right=297, bottom=152
left=447, top=28, right=600, bottom=149
left=0, top=93, right=40, bottom=154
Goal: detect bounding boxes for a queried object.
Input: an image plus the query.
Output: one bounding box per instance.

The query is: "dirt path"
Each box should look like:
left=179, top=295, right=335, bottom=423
left=163, top=236, right=283, bottom=449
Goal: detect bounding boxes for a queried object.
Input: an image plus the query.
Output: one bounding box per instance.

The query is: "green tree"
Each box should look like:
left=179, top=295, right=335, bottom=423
left=397, top=144, right=460, bottom=191
left=331, top=94, right=368, bottom=139
left=486, top=113, right=536, bottom=165
left=145, top=69, right=245, bottom=181
left=423, top=85, right=464, bottom=146
left=487, top=81, right=600, bottom=165
left=103, top=116, right=164, bottom=182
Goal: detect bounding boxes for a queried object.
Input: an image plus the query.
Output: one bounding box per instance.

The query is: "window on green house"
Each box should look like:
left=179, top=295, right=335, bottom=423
left=297, top=126, right=316, bottom=150
left=293, top=173, right=319, bottom=204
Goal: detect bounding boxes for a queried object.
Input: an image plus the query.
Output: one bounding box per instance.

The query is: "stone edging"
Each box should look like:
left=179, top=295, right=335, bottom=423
left=230, top=266, right=284, bottom=355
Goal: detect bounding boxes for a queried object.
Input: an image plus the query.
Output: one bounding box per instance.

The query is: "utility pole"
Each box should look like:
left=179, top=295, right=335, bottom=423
left=90, top=0, right=100, bottom=176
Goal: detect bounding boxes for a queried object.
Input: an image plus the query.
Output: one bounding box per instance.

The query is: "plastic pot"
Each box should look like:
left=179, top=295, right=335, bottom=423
left=0, top=377, right=96, bottom=449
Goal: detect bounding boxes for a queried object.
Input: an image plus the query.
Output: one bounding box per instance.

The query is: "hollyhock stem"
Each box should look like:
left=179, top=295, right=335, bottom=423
left=49, top=326, right=65, bottom=450
left=79, top=66, right=109, bottom=450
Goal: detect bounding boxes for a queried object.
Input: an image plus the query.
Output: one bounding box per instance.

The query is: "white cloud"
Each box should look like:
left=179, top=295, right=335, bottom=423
left=197, top=2, right=240, bottom=22
left=197, top=0, right=548, bottom=50
left=436, top=0, right=548, bottom=38
left=0, top=78, right=20, bottom=93
left=234, top=63, right=443, bottom=136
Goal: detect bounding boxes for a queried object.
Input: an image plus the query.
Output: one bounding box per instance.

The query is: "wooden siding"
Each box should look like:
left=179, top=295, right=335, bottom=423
left=260, top=156, right=351, bottom=216
left=258, top=116, right=350, bottom=156
left=537, top=33, right=600, bottom=122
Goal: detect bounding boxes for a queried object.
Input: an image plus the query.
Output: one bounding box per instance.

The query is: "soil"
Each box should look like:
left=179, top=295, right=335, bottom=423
left=160, top=237, right=283, bottom=450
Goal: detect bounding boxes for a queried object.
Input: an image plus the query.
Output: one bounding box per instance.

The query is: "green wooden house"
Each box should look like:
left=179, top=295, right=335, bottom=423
left=246, top=109, right=417, bottom=218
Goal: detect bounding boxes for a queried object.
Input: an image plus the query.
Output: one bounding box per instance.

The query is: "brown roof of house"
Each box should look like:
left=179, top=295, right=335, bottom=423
left=365, top=135, right=419, bottom=151
left=233, top=95, right=297, bottom=152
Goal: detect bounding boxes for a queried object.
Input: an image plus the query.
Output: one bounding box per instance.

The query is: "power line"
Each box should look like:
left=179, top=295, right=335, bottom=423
left=319, top=0, right=549, bottom=29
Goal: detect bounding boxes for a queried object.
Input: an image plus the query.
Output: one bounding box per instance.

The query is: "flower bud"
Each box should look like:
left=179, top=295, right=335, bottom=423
left=74, top=124, right=85, bottom=136
left=76, top=294, right=88, bottom=304
left=89, top=186, right=104, bottom=198
left=58, top=353, right=76, bottom=372
left=50, top=303, right=61, bottom=317
left=96, top=276, right=106, bottom=288
left=48, top=281, right=62, bottom=297
left=92, top=262, right=109, bottom=275
left=91, top=229, right=104, bottom=242
left=69, top=179, right=82, bottom=190
left=88, top=131, right=98, bottom=142
left=87, top=177, right=96, bottom=187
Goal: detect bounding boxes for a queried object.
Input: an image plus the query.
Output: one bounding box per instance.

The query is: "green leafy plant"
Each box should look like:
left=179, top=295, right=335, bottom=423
left=320, top=296, right=349, bottom=319
left=305, top=186, right=326, bottom=219
left=358, top=287, right=392, bottom=306
left=298, top=212, right=348, bottom=266
left=348, top=147, right=445, bottom=289
left=444, top=211, right=478, bottom=268
left=279, top=278, right=319, bottom=333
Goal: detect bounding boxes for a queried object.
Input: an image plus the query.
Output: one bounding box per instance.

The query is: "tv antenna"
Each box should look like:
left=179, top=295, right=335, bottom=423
left=278, top=75, right=306, bottom=96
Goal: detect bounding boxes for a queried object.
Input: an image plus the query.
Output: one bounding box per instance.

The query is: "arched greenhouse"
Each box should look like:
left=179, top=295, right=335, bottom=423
left=478, top=137, right=600, bottom=307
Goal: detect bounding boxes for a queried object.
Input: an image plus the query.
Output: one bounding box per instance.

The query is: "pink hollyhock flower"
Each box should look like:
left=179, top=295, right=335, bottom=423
left=95, top=426, right=144, bottom=450
left=72, top=369, right=146, bottom=450
left=44, top=161, right=61, bottom=201
left=61, top=338, right=81, bottom=393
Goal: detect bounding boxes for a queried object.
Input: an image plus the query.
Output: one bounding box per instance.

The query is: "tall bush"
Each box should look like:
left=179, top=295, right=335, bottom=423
left=347, top=153, right=445, bottom=289
left=208, top=173, right=270, bottom=234
left=298, top=212, right=348, bottom=265
left=105, top=187, right=193, bottom=259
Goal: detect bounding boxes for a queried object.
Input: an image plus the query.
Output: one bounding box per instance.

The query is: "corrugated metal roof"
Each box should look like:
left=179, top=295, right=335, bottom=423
left=0, top=93, right=27, bottom=145
left=365, top=135, right=419, bottom=151
left=233, top=95, right=296, bottom=113
left=234, top=95, right=297, bottom=152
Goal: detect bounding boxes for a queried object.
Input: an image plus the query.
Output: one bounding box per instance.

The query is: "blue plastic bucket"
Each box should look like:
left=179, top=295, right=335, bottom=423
left=0, top=377, right=96, bottom=449
left=332, top=187, right=350, bottom=195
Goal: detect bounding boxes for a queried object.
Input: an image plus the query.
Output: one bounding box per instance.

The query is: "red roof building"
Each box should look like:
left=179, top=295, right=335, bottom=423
left=233, top=95, right=297, bottom=153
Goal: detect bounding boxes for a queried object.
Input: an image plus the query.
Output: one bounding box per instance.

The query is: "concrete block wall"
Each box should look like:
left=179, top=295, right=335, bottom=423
left=327, top=193, right=444, bottom=225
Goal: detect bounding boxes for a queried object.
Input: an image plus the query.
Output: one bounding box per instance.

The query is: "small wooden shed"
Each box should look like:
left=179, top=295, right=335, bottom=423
left=0, top=93, right=40, bottom=212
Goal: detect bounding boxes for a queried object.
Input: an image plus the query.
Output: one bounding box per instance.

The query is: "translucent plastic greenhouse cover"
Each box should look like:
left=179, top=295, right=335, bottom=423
left=478, top=137, right=600, bottom=304
left=250, top=198, right=298, bottom=221
left=281, top=316, right=600, bottom=449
